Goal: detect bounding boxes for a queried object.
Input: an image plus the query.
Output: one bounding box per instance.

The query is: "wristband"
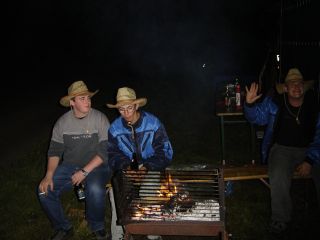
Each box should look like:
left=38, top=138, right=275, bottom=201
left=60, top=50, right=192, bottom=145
left=80, top=169, right=89, bottom=177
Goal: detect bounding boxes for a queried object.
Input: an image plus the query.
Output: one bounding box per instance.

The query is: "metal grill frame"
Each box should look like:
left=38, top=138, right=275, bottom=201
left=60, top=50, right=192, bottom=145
left=111, top=168, right=226, bottom=240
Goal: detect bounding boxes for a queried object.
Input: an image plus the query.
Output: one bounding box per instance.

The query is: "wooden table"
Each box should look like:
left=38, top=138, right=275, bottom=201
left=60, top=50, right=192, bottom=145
left=215, top=102, right=256, bottom=165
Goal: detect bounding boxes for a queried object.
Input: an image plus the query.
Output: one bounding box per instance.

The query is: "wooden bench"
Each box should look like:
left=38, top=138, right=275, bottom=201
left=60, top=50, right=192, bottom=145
left=223, top=164, right=312, bottom=188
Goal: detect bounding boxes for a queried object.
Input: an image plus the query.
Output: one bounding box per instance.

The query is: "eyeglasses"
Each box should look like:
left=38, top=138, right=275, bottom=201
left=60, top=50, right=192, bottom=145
left=119, top=105, right=135, bottom=113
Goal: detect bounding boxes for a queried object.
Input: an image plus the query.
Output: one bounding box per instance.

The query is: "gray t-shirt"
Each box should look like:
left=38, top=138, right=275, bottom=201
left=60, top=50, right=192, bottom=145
left=48, top=108, right=110, bottom=167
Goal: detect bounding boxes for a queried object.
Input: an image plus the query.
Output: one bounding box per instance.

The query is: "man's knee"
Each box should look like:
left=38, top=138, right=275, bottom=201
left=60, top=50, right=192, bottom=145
left=86, top=182, right=106, bottom=198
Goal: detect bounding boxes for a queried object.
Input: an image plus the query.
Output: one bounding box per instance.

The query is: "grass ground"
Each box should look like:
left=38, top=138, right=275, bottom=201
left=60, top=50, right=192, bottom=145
left=1, top=117, right=318, bottom=240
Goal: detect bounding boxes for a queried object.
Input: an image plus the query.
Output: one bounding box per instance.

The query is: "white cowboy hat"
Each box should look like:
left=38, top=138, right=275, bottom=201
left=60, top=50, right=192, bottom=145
left=276, top=68, right=314, bottom=94
left=60, top=80, right=99, bottom=107
left=107, top=87, right=147, bottom=108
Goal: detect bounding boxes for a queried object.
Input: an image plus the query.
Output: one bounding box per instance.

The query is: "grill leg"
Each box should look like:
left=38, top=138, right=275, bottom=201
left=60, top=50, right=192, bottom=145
left=124, top=231, right=132, bottom=240
left=222, top=230, right=231, bottom=240
left=108, top=187, right=124, bottom=239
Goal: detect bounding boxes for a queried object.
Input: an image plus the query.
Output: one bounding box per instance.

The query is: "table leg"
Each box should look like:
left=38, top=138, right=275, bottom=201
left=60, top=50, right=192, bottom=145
left=250, top=124, right=255, bottom=164
left=219, top=116, right=226, bottom=165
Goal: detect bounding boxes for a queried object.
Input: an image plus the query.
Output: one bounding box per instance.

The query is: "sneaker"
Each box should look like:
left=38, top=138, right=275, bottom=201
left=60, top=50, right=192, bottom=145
left=94, top=229, right=111, bottom=240
left=50, top=228, right=73, bottom=240
left=147, top=235, right=162, bottom=240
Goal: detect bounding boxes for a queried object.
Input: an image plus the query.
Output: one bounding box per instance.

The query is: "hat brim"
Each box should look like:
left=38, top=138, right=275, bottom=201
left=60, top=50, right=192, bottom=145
left=275, top=80, right=314, bottom=94
left=107, top=98, right=147, bottom=108
left=60, top=90, right=99, bottom=107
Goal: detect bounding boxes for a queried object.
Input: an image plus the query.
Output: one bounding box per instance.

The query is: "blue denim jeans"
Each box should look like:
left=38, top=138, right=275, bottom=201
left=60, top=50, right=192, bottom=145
left=38, top=163, right=111, bottom=232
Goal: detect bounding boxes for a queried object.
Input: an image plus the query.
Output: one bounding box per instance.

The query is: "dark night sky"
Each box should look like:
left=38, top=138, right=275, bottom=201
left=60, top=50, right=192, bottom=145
left=8, top=0, right=281, bottom=95
left=6, top=0, right=320, bottom=111
left=7, top=0, right=319, bottom=96
left=3, top=0, right=319, bottom=162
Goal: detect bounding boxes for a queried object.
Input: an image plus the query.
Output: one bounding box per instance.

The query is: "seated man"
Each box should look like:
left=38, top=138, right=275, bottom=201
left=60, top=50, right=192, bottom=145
left=38, top=80, right=112, bottom=240
left=244, top=68, right=320, bottom=236
left=107, top=87, right=173, bottom=240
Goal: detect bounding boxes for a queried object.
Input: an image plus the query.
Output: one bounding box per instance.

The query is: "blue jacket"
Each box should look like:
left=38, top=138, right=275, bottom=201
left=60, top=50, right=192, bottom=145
left=244, top=90, right=320, bottom=165
left=108, top=111, right=173, bottom=171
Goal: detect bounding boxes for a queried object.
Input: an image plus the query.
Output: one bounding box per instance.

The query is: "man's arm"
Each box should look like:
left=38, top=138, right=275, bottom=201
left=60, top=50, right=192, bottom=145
left=72, top=112, right=111, bottom=185
left=143, top=123, right=173, bottom=171
left=108, top=131, right=131, bottom=171
left=305, top=113, right=320, bottom=166
left=39, top=138, right=64, bottom=194
left=72, top=154, right=105, bottom=185
left=244, top=83, right=275, bottom=126
left=38, top=156, right=60, bottom=194
left=297, top=113, right=320, bottom=176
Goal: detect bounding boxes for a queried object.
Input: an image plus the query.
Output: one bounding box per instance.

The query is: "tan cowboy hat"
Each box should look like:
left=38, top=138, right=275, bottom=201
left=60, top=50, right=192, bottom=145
left=107, top=87, right=147, bottom=108
left=60, top=80, right=99, bottom=107
left=276, top=68, right=314, bottom=94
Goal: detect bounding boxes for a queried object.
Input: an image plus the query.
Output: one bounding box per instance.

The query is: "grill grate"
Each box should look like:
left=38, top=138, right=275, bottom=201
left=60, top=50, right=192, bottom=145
left=112, top=168, right=226, bottom=239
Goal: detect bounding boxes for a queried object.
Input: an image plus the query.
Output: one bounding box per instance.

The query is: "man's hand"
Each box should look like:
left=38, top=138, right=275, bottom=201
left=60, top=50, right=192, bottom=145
left=38, top=176, right=54, bottom=195
left=139, top=166, right=147, bottom=171
left=72, top=170, right=86, bottom=186
left=245, top=82, right=262, bottom=104
left=296, top=162, right=311, bottom=177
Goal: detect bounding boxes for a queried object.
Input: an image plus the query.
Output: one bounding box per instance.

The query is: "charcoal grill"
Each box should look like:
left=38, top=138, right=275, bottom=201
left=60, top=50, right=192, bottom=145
left=112, top=168, right=226, bottom=239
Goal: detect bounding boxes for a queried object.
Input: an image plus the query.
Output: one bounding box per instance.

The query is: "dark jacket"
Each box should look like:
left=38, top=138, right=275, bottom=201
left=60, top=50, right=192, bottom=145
left=108, top=111, right=173, bottom=171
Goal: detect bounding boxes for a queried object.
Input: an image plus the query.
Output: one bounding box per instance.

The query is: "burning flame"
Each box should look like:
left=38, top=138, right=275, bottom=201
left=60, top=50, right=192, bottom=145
left=158, top=173, right=177, bottom=199
left=132, top=173, right=179, bottom=220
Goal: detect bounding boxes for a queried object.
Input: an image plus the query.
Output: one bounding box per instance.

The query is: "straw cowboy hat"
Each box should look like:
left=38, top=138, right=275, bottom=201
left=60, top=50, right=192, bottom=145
left=275, top=68, right=314, bottom=94
left=60, top=80, right=99, bottom=107
left=107, top=87, right=147, bottom=108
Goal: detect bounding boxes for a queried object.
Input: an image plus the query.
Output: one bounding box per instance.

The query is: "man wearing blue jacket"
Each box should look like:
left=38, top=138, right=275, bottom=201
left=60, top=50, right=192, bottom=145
left=244, top=68, right=320, bottom=236
left=107, top=87, right=173, bottom=240
left=107, top=87, right=173, bottom=171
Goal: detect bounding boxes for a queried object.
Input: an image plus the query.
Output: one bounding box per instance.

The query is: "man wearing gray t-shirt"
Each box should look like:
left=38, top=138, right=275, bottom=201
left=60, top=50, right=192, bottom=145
left=38, top=81, right=111, bottom=240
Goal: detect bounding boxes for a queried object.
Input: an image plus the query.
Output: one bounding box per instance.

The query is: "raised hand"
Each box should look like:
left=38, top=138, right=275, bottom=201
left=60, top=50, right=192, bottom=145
left=245, top=82, right=262, bottom=104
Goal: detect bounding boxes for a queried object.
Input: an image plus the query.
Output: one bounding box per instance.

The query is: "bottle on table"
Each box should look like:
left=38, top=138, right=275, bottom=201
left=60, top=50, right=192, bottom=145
left=225, top=85, right=231, bottom=110
left=235, top=77, right=241, bottom=110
